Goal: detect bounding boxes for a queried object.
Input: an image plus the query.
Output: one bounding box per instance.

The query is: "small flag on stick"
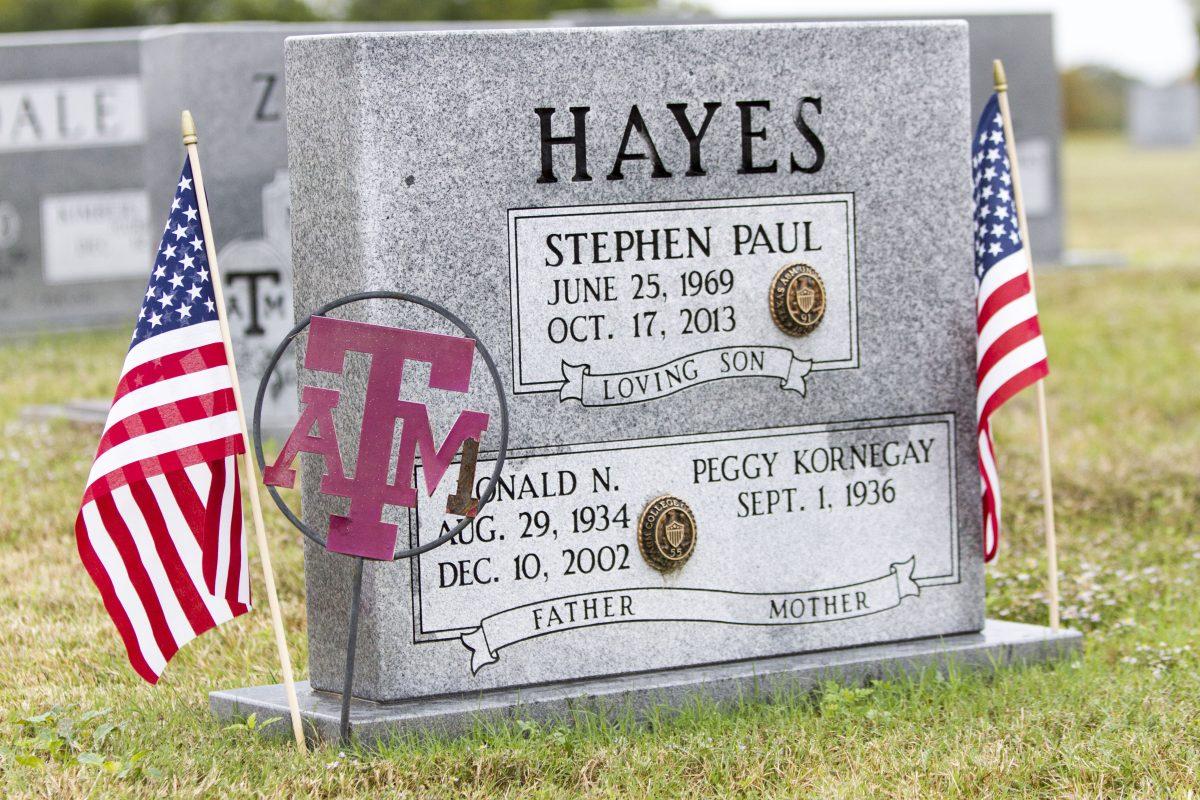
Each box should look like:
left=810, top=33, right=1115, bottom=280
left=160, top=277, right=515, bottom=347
left=75, top=155, right=249, bottom=683
left=982, top=60, right=1061, bottom=630
left=972, top=77, right=1051, bottom=564
left=76, top=112, right=306, bottom=745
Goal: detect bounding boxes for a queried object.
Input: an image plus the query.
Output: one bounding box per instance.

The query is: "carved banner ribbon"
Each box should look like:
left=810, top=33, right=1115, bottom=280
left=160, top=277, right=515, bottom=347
left=558, top=346, right=812, bottom=406
left=460, top=557, right=919, bottom=674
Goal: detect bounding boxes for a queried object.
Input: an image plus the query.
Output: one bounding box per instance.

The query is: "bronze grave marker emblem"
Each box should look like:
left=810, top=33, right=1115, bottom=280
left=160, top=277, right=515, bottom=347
left=638, top=495, right=697, bottom=572
left=770, top=263, right=826, bottom=337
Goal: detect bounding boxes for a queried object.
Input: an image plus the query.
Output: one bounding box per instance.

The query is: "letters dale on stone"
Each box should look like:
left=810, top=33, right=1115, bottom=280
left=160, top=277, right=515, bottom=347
left=285, top=23, right=981, bottom=700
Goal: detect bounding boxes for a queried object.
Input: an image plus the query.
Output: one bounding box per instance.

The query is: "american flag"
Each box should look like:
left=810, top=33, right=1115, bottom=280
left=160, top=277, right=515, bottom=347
left=973, top=95, right=1050, bottom=562
left=75, top=156, right=250, bottom=683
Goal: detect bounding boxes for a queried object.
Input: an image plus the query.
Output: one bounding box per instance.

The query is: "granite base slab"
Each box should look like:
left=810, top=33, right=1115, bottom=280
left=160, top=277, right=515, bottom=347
left=211, top=619, right=1080, bottom=744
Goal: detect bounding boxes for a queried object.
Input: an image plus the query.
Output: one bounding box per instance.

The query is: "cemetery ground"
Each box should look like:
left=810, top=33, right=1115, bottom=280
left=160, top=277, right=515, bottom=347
left=0, top=134, right=1198, bottom=799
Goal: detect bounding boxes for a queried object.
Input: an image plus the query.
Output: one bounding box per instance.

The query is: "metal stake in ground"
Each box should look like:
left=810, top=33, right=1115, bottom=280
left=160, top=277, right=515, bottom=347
left=340, top=556, right=366, bottom=744
left=252, top=292, right=511, bottom=745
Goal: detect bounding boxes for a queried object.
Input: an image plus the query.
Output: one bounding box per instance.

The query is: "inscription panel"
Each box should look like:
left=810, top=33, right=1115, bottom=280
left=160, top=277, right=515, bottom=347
left=509, top=195, right=857, bottom=405
left=40, top=190, right=150, bottom=283
left=411, top=415, right=956, bottom=674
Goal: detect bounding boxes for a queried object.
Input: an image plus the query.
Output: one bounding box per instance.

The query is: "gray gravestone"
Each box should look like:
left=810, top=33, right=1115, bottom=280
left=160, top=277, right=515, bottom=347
left=1128, top=82, right=1200, bottom=148
left=958, top=14, right=1060, bottom=263
left=211, top=22, right=1079, bottom=738
left=0, top=28, right=150, bottom=333
left=0, top=22, right=556, bottom=342
left=560, top=12, right=1063, bottom=265
left=140, top=24, right=315, bottom=435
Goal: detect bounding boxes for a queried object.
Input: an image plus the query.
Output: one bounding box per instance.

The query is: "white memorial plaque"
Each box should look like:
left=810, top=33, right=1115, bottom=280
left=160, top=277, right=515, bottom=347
left=40, top=190, right=151, bottom=283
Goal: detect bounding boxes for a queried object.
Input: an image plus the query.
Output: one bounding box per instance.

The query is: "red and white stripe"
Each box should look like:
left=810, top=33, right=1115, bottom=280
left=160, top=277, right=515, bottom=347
left=977, top=247, right=1049, bottom=561
left=75, top=320, right=250, bottom=683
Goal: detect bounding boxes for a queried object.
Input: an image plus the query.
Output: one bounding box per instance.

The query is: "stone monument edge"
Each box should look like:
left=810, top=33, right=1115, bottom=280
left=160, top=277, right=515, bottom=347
left=284, top=33, right=385, bottom=696
left=211, top=620, right=1082, bottom=742
left=284, top=18, right=970, bottom=49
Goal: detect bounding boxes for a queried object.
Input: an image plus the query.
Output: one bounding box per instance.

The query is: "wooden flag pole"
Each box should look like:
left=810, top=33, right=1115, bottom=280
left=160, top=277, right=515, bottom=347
left=992, top=61, right=1061, bottom=631
left=182, top=110, right=307, bottom=746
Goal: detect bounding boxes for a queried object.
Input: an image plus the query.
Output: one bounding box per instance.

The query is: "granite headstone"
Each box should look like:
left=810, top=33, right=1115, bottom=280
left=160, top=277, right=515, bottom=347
left=212, top=22, right=1079, bottom=738
left=290, top=21, right=978, bottom=700
left=1128, top=82, right=1200, bottom=149
left=0, top=28, right=150, bottom=333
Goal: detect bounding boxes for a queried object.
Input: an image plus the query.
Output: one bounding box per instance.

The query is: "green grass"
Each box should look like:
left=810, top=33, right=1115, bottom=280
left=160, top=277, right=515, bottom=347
left=1065, top=133, right=1200, bottom=269
left=1, top=134, right=1199, bottom=798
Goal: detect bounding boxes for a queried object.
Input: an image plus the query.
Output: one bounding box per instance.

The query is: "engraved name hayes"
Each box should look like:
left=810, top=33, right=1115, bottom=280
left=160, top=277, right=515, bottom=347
left=533, top=98, right=826, bottom=183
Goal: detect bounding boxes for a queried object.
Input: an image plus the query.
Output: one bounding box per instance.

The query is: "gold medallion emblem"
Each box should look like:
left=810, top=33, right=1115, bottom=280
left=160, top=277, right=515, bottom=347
left=769, top=263, right=826, bottom=337
left=637, top=495, right=696, bottom=572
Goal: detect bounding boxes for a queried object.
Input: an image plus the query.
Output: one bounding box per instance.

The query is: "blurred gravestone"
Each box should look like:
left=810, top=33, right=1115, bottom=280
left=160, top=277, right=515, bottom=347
left=138, top=22, right=559, bottom=433
left=0, top=28, right=150, bottom=333
left=0, top=21, right=557, bottom=341
left=931, top=13, right=1061, bottom=261
left=140, top=24, right=311, bottom=434
left=1128, top=82, right=1200, bottom=148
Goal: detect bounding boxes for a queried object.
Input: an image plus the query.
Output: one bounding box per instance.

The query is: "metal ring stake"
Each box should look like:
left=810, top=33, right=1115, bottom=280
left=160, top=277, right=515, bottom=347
left=252, top=291, right=510, bottom=744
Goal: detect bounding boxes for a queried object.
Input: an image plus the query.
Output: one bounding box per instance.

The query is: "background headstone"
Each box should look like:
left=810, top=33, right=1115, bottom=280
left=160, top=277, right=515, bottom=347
left=560, top=12, right=1064, bottom=265
left=0, top=28, right=149, bottom=333
left=284, top=21, right=988, bottom=704
left=138, top=21, right=562, bottom=434
left=140, top=24, right=310, bottom=434
left=962, top=13, right=1063, bottom=264
left=1127, top=82, right=1200, bottom=148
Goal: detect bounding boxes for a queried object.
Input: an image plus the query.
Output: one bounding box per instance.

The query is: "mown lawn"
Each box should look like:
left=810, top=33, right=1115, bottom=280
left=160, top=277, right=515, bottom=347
left=1, top=135, right=1198, bottom=798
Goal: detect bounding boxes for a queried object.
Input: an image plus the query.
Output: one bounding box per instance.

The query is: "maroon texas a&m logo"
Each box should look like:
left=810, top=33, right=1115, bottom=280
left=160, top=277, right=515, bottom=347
left=263, top=315, right=489, bottom=560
